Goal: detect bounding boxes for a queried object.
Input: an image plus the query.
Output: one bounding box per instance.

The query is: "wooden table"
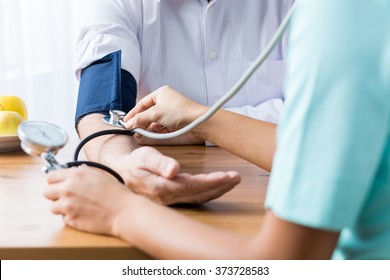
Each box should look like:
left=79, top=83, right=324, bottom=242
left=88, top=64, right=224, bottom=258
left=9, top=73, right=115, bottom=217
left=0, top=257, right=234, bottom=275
left=0, top=140, right=269, bottom=260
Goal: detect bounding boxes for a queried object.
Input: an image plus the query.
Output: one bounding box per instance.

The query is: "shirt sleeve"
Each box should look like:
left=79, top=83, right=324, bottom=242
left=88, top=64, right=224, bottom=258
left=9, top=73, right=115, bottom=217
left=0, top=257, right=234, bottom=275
left=75, top=0, right=142, bottom=82
left=265, top=0, right=390, bottom=231
left=225, top=98, right=284, bottom=124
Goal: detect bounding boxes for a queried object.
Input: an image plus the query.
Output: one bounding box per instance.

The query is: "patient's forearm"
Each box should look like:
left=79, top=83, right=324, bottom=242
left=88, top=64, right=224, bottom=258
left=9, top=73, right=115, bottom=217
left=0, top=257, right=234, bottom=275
left=77, top=113, right=138, bottom=167
left=194, top=110, right=276, bottom=171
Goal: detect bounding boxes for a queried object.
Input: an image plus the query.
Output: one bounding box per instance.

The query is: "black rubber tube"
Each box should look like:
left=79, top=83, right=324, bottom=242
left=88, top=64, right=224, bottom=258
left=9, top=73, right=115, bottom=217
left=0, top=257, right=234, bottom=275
left=66, top=161, right=125, bottom=184
left=73, top=129, right=135, bottom=161
left=71, top=129, right=135, bottom=184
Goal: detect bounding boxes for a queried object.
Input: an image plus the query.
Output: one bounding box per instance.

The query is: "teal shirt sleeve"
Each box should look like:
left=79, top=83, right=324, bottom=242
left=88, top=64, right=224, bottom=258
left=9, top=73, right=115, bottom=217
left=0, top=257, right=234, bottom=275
left=266, top=0, right=390, bottom=232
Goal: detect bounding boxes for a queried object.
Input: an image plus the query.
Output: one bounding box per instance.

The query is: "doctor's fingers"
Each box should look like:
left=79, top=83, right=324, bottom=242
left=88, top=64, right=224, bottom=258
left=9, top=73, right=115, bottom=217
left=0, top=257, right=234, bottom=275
left=49, top=197, right=79, bottom=218
left=45, top=168, right=95, bottom=200
left=43, top=183, right=61, bottom=201
left=46, top=169, right=74, bottom=184
left=132, top=123, right=169, bottom=140
left=124, top=107, right=163, bottom=130
left=44, top=179, right=79, bottom=201
left=124, top=93, right=157, bottom=122
left=47, top=166, right=98, bottom=186
left=45, top=170, right=74, bottom=201
left=148, top=122, right=166, bottom=133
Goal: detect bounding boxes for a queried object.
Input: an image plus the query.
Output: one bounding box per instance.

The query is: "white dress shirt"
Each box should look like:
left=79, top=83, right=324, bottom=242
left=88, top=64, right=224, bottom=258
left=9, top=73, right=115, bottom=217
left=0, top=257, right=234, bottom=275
left=75, top=0, right=294, bottom=124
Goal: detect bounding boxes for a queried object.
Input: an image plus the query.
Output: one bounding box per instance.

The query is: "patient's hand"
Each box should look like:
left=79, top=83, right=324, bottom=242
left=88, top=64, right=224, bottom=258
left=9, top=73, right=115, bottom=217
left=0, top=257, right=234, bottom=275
left=80, top=146, right=240, bottom=205
left=102, top=146, right=240, bottom=205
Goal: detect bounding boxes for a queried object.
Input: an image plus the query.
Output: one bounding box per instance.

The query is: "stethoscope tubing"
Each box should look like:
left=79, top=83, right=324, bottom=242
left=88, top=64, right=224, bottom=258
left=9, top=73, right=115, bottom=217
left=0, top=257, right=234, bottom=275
left=77, top=0, right=300, bottom=184
left=124, top=0, right=299, bottom=140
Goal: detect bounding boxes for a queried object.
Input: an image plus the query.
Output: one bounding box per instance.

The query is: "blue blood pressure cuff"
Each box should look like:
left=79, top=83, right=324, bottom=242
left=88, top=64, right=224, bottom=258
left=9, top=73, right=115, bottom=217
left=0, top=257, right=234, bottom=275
left=75, top=50, right=137, bottom=128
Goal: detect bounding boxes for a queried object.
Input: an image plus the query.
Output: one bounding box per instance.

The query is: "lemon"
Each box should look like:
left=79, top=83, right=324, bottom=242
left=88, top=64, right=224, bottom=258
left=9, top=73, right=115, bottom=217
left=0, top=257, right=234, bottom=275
left=0, top=95, right=28, bottom=120
left=0, top=111, right=23, bottom=136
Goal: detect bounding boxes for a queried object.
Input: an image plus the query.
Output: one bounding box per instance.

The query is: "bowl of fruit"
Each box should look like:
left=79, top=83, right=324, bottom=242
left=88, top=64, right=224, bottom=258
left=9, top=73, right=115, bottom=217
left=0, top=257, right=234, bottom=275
left=0, top=95, right=28, bottom=152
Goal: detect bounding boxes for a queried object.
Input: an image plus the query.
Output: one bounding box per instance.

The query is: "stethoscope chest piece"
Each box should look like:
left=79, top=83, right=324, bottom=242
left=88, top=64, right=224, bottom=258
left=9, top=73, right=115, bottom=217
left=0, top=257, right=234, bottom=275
left=102, top=110, right=127, bottom=128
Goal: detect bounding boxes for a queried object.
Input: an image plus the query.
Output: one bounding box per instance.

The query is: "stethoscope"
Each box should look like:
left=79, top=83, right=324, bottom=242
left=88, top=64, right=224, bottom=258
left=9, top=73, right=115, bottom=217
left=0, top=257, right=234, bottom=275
left=17, top=1, right=298, bottom=183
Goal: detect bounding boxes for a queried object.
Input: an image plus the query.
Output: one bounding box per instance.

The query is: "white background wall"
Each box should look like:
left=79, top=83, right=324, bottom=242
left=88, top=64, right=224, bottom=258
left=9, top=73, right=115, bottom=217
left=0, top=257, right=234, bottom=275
left=0, top=0, right=86, bottom=137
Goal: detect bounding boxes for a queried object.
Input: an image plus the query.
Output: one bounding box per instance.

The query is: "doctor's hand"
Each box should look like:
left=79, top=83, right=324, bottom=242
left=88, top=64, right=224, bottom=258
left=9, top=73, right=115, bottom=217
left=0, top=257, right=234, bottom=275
left=124, top=86, right=208, bottom=144
left=44, top=166, right=131, bottom=236
left=113, top=146, right=241, bottom=205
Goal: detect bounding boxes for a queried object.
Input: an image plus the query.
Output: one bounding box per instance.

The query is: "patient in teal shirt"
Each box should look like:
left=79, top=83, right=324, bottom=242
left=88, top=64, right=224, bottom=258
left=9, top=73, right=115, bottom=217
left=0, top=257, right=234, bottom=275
left=266, top=0, right=390, bottom=259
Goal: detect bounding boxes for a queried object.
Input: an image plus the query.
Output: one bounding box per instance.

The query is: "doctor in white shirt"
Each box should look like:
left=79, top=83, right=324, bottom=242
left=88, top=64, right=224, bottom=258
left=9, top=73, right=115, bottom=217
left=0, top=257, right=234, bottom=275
left=74, top=0, right=293, bottom=205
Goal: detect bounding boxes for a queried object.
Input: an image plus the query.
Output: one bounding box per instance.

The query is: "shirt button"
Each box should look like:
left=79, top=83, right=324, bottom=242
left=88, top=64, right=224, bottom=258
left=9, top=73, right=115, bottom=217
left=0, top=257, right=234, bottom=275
left=209, top=51, right=217, bottom=60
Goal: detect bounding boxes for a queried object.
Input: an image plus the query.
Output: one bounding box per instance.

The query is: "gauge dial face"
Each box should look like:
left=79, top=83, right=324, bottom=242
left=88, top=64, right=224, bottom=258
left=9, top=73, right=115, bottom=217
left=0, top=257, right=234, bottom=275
left=18, top=121, right=68, bottom=149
